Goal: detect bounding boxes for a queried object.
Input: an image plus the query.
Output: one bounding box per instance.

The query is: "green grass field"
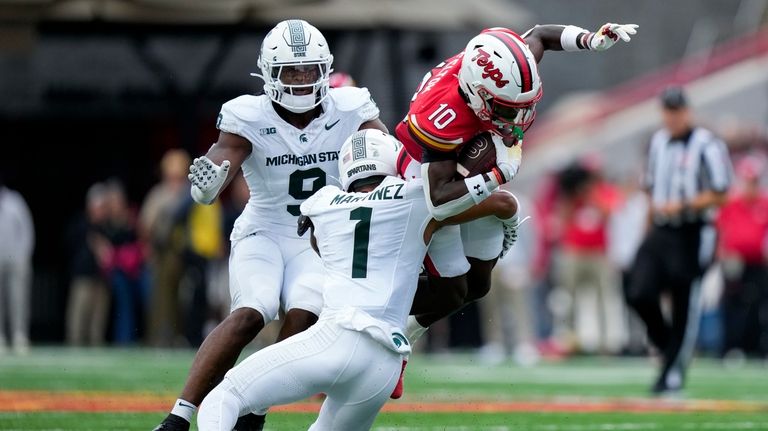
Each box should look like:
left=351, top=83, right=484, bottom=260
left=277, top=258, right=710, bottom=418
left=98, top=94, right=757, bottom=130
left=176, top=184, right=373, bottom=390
left=1, top=348, right=767, bottom=430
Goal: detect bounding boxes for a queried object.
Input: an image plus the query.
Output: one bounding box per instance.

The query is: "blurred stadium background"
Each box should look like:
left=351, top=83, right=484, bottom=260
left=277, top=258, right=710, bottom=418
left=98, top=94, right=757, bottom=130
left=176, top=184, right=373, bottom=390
left=1, top=0, right=768, bottom=429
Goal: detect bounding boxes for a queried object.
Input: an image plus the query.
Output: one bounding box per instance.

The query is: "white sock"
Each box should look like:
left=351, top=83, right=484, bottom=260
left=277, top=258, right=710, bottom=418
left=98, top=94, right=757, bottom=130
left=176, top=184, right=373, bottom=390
left=171, top=398, right=197, bottom=423
left=405, top=315, right=429, bottom=343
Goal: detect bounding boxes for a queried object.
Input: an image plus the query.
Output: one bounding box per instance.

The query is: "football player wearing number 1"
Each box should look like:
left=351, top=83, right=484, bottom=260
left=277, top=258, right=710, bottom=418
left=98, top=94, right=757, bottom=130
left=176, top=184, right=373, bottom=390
left=153, top=19, right=386, bottom=431
left=197, top=129, right=517, bottom=431
left=396, top=22, right=638, bottom=395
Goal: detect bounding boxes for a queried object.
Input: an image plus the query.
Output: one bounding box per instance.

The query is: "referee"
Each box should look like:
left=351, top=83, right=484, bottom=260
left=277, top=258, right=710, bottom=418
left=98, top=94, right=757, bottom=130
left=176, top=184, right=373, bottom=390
left=626, top=86, right=732, bottom=395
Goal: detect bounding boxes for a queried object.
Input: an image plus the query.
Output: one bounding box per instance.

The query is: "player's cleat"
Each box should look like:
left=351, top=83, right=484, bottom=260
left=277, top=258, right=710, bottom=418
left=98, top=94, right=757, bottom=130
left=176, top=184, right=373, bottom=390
left=152, top=413, right=190, bottom=431
left=233, top=413, right=266, bottom=431
left=390, top=359, right=408, bottom=399
left=651, top=367, right=683, bottom=397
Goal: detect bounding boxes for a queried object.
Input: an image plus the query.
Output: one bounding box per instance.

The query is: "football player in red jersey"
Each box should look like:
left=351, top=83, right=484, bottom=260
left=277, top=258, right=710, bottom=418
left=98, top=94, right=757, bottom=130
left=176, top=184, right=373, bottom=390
left=394, top=22, right=638, bottom=398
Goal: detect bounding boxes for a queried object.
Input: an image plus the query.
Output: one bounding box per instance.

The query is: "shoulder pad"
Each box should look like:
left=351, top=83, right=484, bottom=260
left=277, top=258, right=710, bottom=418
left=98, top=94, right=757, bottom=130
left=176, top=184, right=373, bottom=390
left=329, top=87, right=380, bottom=121
left=217, top=95, right=265, bottom=135
left=300, top=185, right=340, bottom=216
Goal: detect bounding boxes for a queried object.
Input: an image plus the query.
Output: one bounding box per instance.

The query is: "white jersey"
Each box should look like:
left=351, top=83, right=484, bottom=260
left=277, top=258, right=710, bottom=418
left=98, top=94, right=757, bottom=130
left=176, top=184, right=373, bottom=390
left=300, top=176, right=432, bottom=328
left=217, top=87, right=380, bottom=241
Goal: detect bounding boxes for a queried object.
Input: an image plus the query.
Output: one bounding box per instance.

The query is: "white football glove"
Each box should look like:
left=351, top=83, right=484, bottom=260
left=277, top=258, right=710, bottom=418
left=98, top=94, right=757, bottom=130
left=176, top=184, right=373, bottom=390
left=188, top=156, right=230, bottom=205
left=589, top=23, right=638, bottom=51
left=491, top=133, right=523, bottom=186
left=499, top=213, right=531, bottom=259
left=495, top=190, right=531, bottom=259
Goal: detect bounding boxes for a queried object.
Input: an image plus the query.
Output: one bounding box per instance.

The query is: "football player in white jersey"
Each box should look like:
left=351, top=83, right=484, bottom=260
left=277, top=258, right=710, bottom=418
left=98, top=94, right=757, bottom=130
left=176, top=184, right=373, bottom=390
left=197, top=129, right=516, bottom=431
left=153, top=20, right=387, bottom=431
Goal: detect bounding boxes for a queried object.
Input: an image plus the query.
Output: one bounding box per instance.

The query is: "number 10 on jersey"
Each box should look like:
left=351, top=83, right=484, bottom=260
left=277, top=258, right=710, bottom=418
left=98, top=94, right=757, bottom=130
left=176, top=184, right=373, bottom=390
left=428, top=103, right=456, bottom=130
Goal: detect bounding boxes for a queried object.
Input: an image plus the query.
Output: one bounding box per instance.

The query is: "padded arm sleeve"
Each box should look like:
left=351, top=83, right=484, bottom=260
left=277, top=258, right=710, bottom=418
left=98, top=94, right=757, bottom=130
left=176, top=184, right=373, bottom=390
left=421, top=162, right=481, bottom=221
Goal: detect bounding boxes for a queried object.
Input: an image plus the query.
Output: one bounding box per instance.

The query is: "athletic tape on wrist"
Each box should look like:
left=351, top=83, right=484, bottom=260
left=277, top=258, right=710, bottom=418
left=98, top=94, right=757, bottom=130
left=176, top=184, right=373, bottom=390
left=560, top=25, right=591, bottom=51
left=464, top=174, right=492, bottom=205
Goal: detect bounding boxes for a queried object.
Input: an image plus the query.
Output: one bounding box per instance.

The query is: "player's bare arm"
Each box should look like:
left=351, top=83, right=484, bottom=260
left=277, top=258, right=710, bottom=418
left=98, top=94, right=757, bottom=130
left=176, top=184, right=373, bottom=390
left=188, top=131, right=251, bottom=205
left=523, top=23, right=638, bottom=62
left=423, top=189, right=517, bottom=244
left=206, top=131, right=252, bottom=182
left=422, top=132, right=521, bottom=221
left=424, top=158, right=467, bottom=207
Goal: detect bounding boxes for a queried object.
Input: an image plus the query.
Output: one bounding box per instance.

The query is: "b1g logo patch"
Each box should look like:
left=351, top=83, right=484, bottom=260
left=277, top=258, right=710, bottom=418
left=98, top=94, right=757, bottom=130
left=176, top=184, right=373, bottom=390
left=259, top=127, right=277, bottom=136
left=285, top=20, right=308, bottom=58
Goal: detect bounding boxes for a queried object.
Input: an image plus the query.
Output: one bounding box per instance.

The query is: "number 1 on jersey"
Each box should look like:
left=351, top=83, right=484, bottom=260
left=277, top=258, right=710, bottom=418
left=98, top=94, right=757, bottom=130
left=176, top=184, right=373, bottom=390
left=350, top=207, right=372, bottom=278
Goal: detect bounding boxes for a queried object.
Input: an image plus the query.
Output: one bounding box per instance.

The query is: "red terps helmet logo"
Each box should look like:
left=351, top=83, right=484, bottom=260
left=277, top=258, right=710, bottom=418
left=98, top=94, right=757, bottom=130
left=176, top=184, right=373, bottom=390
left=471, top=48, right=509, bottom=88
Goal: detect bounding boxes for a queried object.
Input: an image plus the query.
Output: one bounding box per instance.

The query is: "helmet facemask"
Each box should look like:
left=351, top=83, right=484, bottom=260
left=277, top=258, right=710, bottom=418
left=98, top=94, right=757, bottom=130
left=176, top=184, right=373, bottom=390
left=476, top=87, right=542, bottom=131
left=257, top=60, right=332, bottom=113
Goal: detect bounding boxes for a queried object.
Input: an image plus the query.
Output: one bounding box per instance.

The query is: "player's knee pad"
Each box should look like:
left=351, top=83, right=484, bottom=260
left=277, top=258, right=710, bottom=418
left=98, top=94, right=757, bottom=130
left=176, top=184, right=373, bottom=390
left=282, top=248, right=324, bottom=316
left=461, top=216, right=504, bottom=260
left=228, top=234, right=284, bottom=324
left=198, top=380, right=243, bottom=431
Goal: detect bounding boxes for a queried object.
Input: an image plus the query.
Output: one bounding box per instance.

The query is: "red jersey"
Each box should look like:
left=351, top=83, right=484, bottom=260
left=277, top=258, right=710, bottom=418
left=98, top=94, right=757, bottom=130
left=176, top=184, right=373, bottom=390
left=561, top=183, right=622, bottom=253
left=395, top=25, right=533, bottom=162
left=716, top=193, right=768, bottom=263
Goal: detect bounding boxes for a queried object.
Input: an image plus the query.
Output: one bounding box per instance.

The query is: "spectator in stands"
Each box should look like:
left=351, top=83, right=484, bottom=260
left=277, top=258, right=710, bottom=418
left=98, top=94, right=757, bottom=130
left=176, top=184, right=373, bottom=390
left=0, top=173, right=34, bottom=355
left=716, top=156, right=768, bottom=357
left=553, top=159, right=626, bottom=354
left=173, top=191, right=225, bottom=347
left=139, top=149, right=190, bottom=347
left=66, top=183, right=111, bottom=346
left=93, top=179, right=149, bottom=345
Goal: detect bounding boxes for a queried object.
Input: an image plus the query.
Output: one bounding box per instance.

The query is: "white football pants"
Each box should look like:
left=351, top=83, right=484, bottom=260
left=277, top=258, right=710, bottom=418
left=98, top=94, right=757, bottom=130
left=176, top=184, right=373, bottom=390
left=197, top=316, right=401, bottom=431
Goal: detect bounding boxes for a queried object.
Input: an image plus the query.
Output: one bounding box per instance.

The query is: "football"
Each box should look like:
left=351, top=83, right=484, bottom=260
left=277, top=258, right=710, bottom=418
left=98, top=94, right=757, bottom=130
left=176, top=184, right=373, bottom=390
left=456, top=132, right=497, bottom=178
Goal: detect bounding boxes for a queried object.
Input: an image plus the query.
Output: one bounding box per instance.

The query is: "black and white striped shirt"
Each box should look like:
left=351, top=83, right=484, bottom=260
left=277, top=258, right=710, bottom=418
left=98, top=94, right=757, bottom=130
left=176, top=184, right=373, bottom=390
left=644, top=127, right=732, bottom=225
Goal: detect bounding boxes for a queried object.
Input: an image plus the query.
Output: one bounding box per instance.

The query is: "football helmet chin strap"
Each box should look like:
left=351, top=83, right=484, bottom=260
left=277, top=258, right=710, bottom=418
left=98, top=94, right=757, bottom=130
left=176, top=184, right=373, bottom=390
left=280, top=93, right=317, bottom=113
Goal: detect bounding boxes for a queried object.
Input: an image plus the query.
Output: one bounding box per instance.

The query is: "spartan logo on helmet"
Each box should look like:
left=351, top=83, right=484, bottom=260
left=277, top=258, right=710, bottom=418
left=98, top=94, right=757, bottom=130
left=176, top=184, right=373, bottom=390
left=351, top=132, right=367, bottom=160
left=285, top=20, right=308, bottom=57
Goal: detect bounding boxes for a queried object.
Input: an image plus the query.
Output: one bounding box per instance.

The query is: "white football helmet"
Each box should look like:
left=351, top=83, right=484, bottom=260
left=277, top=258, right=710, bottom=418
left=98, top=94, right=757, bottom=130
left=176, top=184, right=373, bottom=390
left=458, top=29, right=543, bottom=131
left=252, top=19, right=334, bottom=113
left=338, top=129, right=402, bottom=191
